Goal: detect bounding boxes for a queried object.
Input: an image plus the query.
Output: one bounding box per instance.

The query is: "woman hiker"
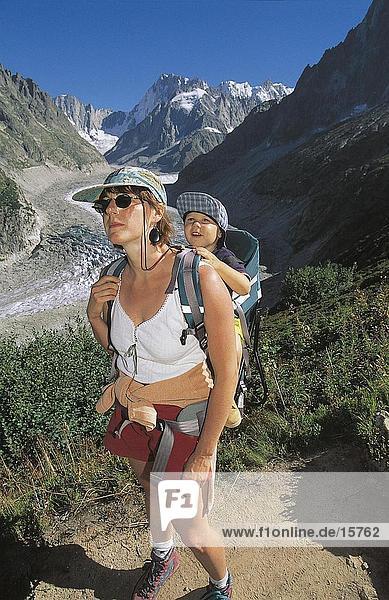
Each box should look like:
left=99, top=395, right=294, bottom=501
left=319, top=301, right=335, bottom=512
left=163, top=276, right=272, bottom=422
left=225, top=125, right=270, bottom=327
left=177, top=191, right=251, bottom=429
left=72, top=167, right=236, bottom=599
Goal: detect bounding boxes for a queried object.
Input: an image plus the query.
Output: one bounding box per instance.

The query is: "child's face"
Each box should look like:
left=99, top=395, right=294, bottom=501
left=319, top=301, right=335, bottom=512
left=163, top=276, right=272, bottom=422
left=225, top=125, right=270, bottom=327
left=184, top=211, right=222, bottom=250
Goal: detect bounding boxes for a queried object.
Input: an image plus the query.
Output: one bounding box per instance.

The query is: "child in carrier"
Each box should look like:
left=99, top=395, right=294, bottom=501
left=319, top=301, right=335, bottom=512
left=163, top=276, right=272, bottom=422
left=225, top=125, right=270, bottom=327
left=177, top=192, right=251, bottom=428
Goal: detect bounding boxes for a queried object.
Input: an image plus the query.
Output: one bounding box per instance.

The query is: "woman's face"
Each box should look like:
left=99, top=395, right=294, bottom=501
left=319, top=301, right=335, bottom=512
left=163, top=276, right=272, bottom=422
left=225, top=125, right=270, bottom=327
left=184, top=211, right=221, bottom=250
left=101, top=191, right=159, bottom=246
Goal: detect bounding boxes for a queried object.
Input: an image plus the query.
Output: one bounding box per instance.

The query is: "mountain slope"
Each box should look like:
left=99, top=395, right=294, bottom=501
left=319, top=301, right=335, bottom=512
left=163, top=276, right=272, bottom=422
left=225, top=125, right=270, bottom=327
left=169, top=0, right=389, bottom=274
left=0, top=65, right=104, bottom=171
left=171, top=0, right=388, bottom=188
left=0, top=167, right=39, bottom=257
left=54, top=95, right=116, bottom=154
left=248, top=102, right=389, bottom=271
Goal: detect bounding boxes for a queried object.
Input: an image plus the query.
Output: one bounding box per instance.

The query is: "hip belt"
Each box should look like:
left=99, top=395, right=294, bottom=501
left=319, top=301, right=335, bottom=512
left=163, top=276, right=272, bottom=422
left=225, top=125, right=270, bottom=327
left=114, top=399, right=207, bottom=472
left=114, top=399, right=215, bottom=514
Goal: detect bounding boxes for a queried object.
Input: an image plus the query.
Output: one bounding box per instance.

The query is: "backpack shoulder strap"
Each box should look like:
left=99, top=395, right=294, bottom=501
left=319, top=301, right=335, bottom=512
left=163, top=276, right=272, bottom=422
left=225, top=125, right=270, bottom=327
left=177, top=249, right=207, bottom=352
left=100, top=256, right=127, bottom=357
left=101, top=255, right=127, bottom=278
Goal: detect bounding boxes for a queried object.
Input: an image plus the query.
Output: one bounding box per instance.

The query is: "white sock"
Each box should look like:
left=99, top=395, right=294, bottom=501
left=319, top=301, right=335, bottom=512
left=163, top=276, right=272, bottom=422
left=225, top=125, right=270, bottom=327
left=210, top=570, right=229, bottom=589
left=152, top=538, right=174, bottom=559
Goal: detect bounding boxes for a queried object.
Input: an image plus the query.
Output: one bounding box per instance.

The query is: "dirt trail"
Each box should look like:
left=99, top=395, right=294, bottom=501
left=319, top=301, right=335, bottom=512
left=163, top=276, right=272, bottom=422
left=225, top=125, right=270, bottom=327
left=32, top=513, right=383, bottom=600
left=5, top=444, right=387, bottom=600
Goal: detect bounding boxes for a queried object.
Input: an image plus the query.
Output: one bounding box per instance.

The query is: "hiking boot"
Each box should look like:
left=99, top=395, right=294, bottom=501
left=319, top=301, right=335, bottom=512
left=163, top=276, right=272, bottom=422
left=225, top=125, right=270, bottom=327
left=225, top=401, right=242, bottom=428
left=131, top=547, right=180, bottom=599
left=200, top=573, right=233, bottom=599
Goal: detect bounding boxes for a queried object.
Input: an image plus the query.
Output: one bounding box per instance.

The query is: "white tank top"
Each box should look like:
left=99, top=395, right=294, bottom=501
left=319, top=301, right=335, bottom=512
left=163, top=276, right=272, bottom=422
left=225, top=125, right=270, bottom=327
left=110, top=266, right=207, bottom=383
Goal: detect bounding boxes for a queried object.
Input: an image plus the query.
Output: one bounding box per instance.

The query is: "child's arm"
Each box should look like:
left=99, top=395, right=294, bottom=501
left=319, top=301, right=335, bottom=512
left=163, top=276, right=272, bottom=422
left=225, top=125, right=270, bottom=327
left=195, top=247, right=250, bottom=296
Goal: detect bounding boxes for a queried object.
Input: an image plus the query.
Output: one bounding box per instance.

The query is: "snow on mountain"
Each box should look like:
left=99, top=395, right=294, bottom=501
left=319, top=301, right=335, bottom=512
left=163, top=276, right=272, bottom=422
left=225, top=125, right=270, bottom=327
left=78, top=128, right=119, bottom=154
left=202, top=127, right=223, bottom=134
left=171, top=89, right=209, bottom=112
left=218, top=80, right=254, bottom=98
left=218, top=79, right=294, bottom=101
left=129, top=74, right=210, bottom=124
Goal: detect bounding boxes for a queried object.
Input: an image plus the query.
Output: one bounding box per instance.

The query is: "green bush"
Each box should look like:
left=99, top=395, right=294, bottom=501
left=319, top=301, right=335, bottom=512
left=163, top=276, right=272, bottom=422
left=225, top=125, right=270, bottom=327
left=281, top=262, right=356, bottom=307
left=0, top=320, right=111, bottom=465
left=245, top=267, right=389, bottom=459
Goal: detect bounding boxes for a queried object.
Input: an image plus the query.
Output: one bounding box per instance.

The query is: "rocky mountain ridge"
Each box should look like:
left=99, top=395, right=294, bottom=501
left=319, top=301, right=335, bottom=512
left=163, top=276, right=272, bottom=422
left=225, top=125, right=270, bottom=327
left=0, top=64, right=104, bottom=172
left=54, top=95, right=116, bottom=154
left=56, top=74, right=292, bottom=171
left=105, top=74, right=292, bottom=171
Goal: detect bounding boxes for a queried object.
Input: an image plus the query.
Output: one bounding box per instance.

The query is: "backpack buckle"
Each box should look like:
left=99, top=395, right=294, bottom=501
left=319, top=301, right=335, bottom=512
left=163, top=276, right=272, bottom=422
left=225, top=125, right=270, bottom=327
left=180, top=329, right=188, bottom=345
left=156, top=419, right=165, bottom=432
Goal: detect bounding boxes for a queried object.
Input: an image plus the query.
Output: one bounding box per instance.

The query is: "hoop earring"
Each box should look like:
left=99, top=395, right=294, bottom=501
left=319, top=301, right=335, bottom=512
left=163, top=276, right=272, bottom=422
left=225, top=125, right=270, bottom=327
left=149, top=226, right=161, bottom=245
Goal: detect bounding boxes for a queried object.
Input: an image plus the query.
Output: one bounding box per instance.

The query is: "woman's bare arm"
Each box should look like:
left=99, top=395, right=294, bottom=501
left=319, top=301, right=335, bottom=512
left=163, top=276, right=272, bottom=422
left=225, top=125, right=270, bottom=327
left=185, top=264, right=237, bottom=470
left=87, top=274, right=120, bottom=352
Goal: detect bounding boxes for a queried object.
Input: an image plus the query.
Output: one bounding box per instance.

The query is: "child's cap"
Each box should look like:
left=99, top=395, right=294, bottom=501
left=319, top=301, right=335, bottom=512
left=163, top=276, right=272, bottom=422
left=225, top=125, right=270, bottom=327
left=176, top=192, right=229, bottom=232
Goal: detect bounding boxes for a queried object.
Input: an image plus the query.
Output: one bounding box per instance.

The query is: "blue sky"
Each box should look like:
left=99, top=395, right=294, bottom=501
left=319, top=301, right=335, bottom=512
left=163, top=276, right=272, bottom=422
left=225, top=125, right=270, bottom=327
left=0, top=0, right=372, bottom=111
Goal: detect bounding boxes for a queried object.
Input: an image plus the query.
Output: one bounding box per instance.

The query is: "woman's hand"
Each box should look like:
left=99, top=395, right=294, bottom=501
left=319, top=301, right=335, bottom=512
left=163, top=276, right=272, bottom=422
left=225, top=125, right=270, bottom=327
left=87, top=275, right=120, bottom=321
left=183, top=450, right=214, bottom=485
left=194, top=247, right=222, bottom=271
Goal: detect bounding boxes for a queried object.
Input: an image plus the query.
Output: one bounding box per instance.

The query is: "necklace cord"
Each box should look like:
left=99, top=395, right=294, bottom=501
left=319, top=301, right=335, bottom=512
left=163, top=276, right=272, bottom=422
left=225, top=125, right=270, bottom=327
left=140, top=199, right=171, bottom=271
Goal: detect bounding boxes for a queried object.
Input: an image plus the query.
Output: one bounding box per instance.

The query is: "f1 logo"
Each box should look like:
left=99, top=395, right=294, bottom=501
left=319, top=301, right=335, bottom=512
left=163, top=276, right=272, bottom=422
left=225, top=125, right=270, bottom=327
left=157, top=480, right=200, bottom=531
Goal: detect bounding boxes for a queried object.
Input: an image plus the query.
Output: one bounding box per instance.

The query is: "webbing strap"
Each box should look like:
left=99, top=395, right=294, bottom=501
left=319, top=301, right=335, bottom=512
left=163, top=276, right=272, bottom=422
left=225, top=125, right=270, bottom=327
left=114, top=401, right=207, bottom=474
left=117, top=419, right=132, bottom=438
left=178, top=250, right=207, bottom=350
left=103, top=256, right=127, bottom=278
left=234, top=302, right=251, bottom=348
left=234, top=302, right=251, bottom=377
left=152, top=413, right=205, bottom=474
left=165, top=252, right=183, bottom=293
left=183, top=252, right=203, bottom=327
left=100, top=256, right=127, bottom=371
left=242, top=347, right=251, bottom=378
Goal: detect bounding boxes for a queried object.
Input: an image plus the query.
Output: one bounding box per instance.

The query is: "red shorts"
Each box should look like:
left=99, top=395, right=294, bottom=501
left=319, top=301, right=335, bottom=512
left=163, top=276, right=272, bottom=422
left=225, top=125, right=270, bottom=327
left=103, top=404, right=199, bottom=472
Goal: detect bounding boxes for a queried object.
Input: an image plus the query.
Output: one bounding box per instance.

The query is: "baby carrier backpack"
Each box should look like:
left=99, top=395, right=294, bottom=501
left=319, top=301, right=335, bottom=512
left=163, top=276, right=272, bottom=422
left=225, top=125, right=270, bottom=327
left=226, top=226, right=268, bottom=410
left=177, top=227, right=268, bottom=414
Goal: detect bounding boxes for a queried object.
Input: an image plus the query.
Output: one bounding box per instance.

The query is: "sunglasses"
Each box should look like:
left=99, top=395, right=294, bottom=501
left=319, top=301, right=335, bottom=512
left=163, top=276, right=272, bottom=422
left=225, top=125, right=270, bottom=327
left=93, top=193, right=140, bottom=215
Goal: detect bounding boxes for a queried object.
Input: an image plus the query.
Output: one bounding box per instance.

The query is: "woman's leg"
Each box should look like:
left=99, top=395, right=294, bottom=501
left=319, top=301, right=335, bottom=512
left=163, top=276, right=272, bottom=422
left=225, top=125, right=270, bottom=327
left=190, top=541, right=227, bottom=581
left=173, top=492, right=227, bottom=580
left=128, top=441, right=225, bottom=576
left=129, top=456, right=180, bottom=599
left=127, top=456, right=174, bottom=543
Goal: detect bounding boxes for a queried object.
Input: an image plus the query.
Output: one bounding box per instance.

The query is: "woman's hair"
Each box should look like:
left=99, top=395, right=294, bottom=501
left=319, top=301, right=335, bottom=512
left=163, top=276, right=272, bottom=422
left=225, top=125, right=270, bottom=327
left=99, top=185, right=174, bottom=246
